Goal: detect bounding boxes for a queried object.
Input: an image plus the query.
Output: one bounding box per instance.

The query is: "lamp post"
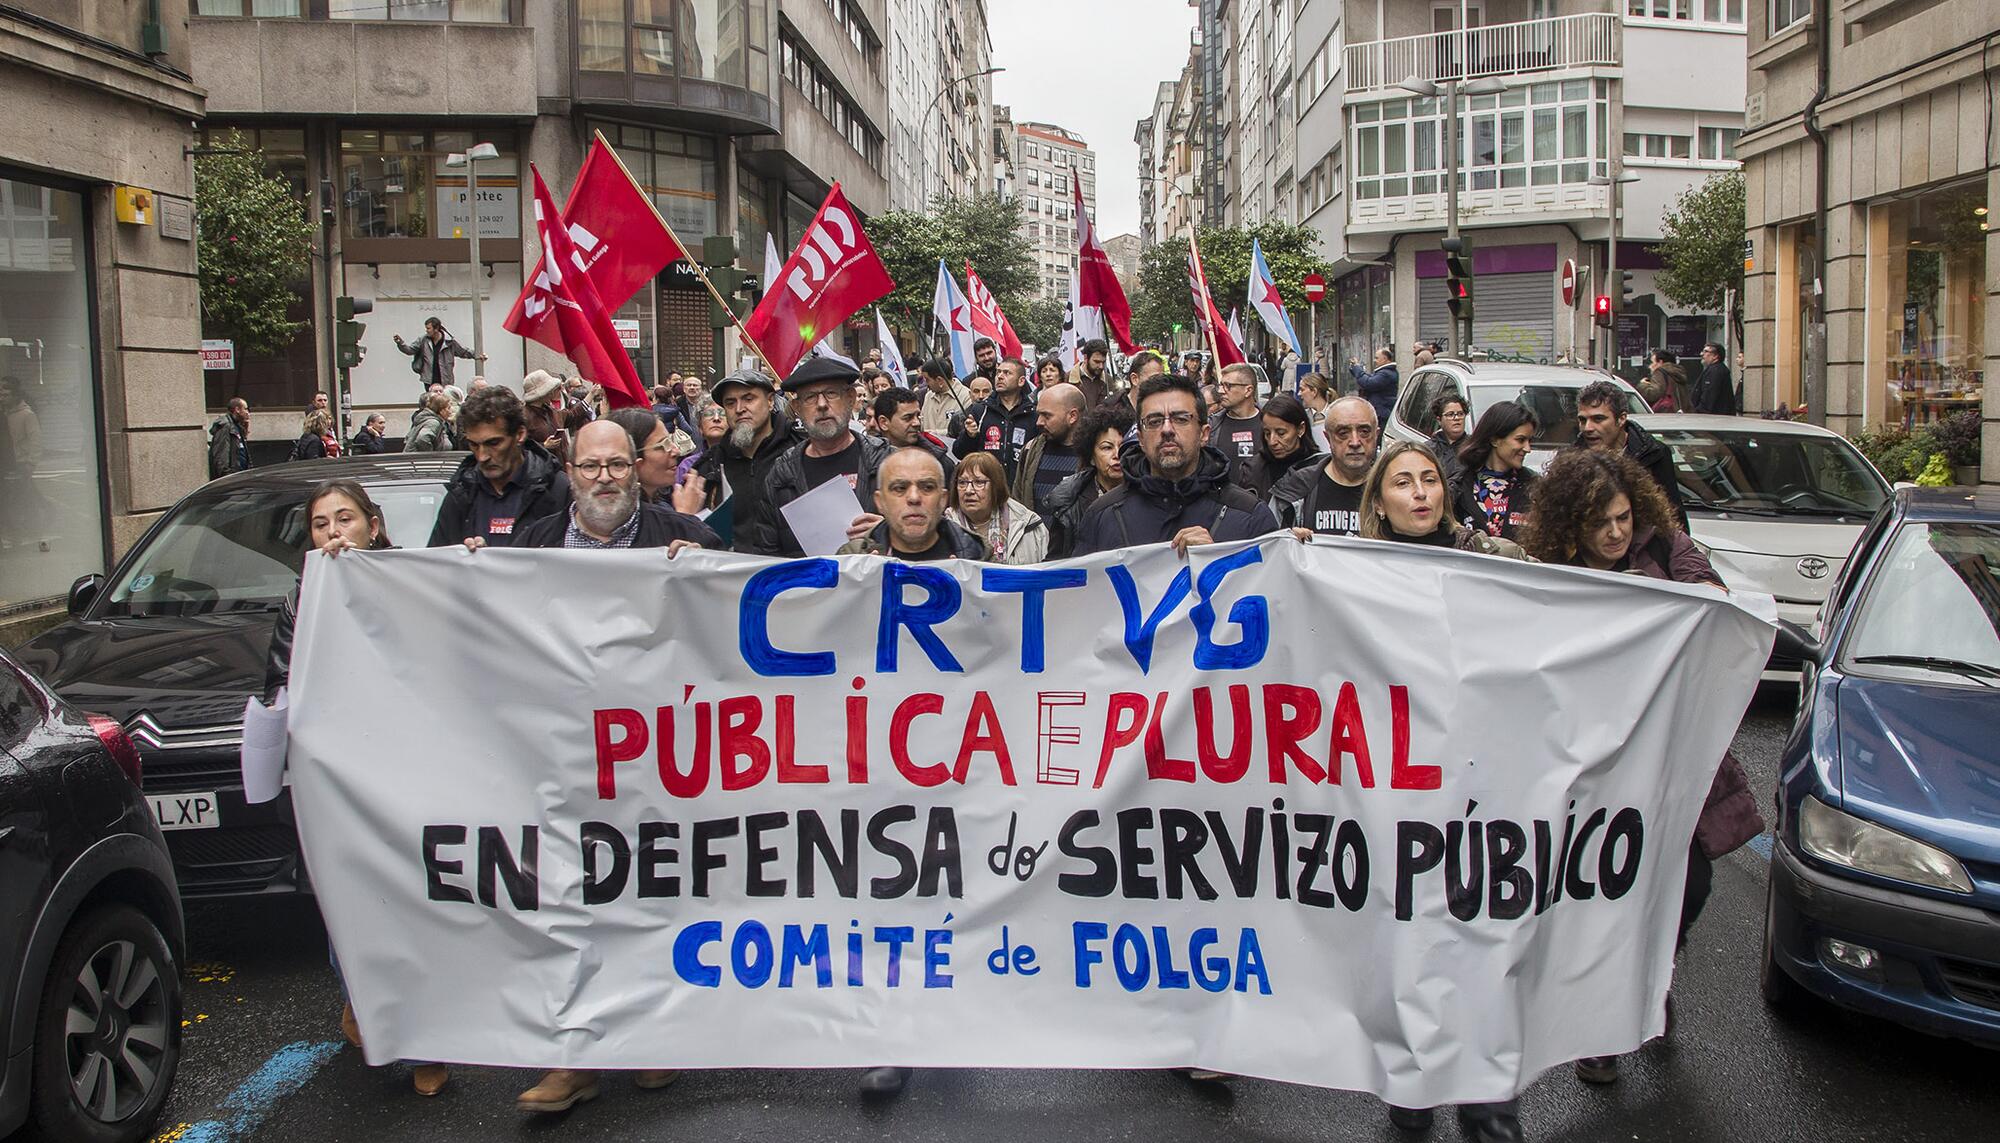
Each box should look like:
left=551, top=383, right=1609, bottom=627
left=1590, top=170, right=1643, bottom=369
left=445, top=141, right=500, bottom=367
left=918, top=67, right=1004, bottom=210
left=1398, top=74, right=1506, bottom=357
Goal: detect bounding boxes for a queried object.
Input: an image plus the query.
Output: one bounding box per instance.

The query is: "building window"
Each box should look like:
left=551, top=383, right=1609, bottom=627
left=1623, top=132, right=1692, bottom=160
left=581, top=0, right=769, bottom=86
left=1626, top=0, right=1743, bottom=22
left=0, top=177, right=103, bottom=610
left=193, top=0, right=302, bottom=15
left=1698, top=126, right=1741, bottom=161
left=779, top=29, right=883, bottom=172
left=588, top=121, right=721, bottom=238
left=1869, top=182, right=1986, bottom=429
left=339, top=130, right=520, bottom=240
left=327, top=0, right=510, bottom=22
left=1770, top=0, right=1809, bottom=33
left=1351, top=80, right=1607, bottom=201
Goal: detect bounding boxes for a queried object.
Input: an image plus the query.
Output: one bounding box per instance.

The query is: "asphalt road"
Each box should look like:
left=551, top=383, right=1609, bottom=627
left=33, top=686, right=2000, bottom=1143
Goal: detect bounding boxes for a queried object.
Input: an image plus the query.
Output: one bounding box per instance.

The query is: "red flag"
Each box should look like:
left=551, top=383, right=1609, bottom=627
left=963, top=262, right=1022, bottom=360
left=1073, top=173, right=1137, bottom=353
left=524, top=164, right=651, bottom=409
left=1187, top=229, right=1246, bottom=367
left=743, top=183, right=895, bottom=378
left=504, top=136, right=685, bottom=355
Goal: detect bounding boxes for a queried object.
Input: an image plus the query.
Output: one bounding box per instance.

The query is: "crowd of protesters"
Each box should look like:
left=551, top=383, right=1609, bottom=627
left=250, top=331, right=1758, bottom=1140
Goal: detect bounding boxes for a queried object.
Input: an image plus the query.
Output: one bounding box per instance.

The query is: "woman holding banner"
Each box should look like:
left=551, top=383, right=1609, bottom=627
left=260, top=480, right=453, bottom=1098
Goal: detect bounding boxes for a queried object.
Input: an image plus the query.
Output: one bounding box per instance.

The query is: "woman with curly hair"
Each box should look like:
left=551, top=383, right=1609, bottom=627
left=1358, top=440, right=1525, bottom=559
left=1520, top=448, right=1765, bottom=1089
left=1451, top=400, right=1537, bottom=541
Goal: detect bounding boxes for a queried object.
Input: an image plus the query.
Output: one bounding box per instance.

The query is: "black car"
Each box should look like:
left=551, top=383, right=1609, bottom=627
left=1, top=647, right=183, bottom=1143
left=13, top=456, right=459, bottom=898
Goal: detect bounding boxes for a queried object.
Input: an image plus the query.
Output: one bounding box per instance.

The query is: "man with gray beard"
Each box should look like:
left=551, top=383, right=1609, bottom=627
left=766, top=357, right=892, bottom=557
left=514, top=420, right=719, bottom=551
left=694, top=367, right=806, bottom=555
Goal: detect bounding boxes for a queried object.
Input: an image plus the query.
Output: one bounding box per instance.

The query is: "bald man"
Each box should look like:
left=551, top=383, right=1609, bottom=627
left=1269, top=396, right=1378, bottom=538
left=1014, top=382, right=1087, bottom=512
left=837, top=447, right=987, bottom=562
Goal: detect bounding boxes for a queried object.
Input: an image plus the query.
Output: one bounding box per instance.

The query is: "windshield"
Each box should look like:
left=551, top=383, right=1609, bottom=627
left=1843, top=522, right=2000, bottom=685
left=101, top=482, right=448, bottom=617
left=1465, top=384, right=1647, bottom=448
left=1655, top=428, right=1888, bottom=516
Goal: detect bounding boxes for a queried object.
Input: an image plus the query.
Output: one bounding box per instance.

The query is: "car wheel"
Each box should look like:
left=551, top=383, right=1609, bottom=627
left=1759, top=872, right=1809, bottom=1015
left=31, top=903, right=183, bottom=1143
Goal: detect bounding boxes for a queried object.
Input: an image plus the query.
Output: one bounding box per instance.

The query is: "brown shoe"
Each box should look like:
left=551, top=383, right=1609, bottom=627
left=632, top=1069, right=678, bottom=1090
left=412, top=1063, right=449, bottom=1097
left=339, top=1003, right=363, bottom=1050
left=517, top=1069, right=600, bottom=1113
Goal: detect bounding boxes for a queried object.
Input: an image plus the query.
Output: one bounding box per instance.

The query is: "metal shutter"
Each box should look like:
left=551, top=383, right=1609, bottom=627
left=1419, top=273, right=1555, bottom=362
left=658, top=289, right=710, bottom=377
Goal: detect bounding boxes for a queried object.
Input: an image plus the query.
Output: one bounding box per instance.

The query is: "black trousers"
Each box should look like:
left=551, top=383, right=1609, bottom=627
left=1679, top=838, right=1714, bottom=952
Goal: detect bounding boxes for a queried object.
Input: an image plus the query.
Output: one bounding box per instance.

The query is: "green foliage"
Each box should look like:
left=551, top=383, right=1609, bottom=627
left=865, top=194, right=1037, bottom=347
left=1131, top=223, right=1332, bottom=348
left=1656, top=172, right=1745, bottom=318
left=1014, top=296, right=1067, bottom=355
left=1852, top=412, right=1982, bottom=483
left=195, top=130, right=315, bottom=355
left=1926, top=410, right=1982, bottom=468
left=1914, top=452, right=1955, bottom=488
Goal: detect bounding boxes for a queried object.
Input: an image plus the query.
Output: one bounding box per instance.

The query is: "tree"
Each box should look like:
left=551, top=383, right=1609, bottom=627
left=864, top=194, right=1036, bottom=352
left=1655, top=172, right=1745, bottom=323
left=195, top=130, right=315, bottom=355
left=1130, top=222, right=1334, bottom=351
left=1014, top=296, right=1066, bottom=355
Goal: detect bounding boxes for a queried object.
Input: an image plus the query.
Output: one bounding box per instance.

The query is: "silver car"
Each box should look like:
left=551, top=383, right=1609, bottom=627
left=1386, top=359, right=1649, bottom=470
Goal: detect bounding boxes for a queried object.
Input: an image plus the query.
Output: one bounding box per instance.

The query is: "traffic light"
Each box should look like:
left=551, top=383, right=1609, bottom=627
left=335, top=296, right=372, bottom=369
left=700, top=236, right=748, bottom=328
left=1443, top=237, right=1473, bottom=324
left=1592, top=295, right=1612, bottom=328
left=1614, top=269, right=1635, bottom=308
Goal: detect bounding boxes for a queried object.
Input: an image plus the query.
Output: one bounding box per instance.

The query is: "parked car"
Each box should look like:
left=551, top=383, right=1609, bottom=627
left=1, top=646, right=184, bottom=1142
left=1638, top=415, right=1891, bottom=679
left=13, top=456, right=459, bottom=899
left=1385, top=359, right=1649, bottom=469
left=1762, top=486, right=2000, bottom=1045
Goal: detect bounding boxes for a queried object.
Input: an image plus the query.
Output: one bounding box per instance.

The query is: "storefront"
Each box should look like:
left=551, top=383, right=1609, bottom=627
left=1866, top=179, right=1987, bottom=430
left=1415, top=243, right=1558, bottom=362
left=1335, top=264, right=1392, bottom=373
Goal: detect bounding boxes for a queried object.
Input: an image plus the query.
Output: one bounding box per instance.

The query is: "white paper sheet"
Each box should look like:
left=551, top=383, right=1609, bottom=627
left=778, top=475, right=864, bottom=556
left=240, top=688, right=289, bottom=804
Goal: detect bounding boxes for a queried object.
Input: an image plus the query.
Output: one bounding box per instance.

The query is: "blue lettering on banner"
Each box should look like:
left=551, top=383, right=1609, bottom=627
left=1106, top=565, right=1194, bottom=673
left=981, top=567, right=1089, bottom=672
left=1189, top=547, right=1270, bottom=670
left=877, top=564, right=964, bottom=673
left=1070, top=922, right=1272, bottom=993
left=673, top=919, right=724, bottom=987
left=741, top=561, right=838, bottom=676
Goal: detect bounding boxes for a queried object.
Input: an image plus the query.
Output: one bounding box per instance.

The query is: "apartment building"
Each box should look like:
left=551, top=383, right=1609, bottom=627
left=1739, top=0, right=1996, bottom=478
left=1142, top=40, right=1207, bottom=246
left=1007, top=121, right=1096, bottom=301
left=885, top=0, right=993, bottom=212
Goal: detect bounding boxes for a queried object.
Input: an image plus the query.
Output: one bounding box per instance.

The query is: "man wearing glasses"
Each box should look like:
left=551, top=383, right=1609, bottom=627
left=1073, top=373, right=1277, bottom=557
left=1271, top=397, right=1379, bottom=539
left=767, top=357, right=894, bottom=556
left=511, top=420, right=717, bottom=553
left=1209, top=362, right=1265, bottom=485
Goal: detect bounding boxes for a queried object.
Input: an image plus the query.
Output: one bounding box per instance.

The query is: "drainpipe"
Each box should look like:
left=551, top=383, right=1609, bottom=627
left=1799, top=0, right=1831, bottom=426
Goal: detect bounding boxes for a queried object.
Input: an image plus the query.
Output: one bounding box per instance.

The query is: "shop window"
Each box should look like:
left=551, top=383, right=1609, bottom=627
left=0, top=177, right=103, bottom=609
left=197, top=128, right=317, bottom=410
left=339, top=129, right=519, bottom=241
left=590, top=121, right=720, bottom=239
left=1873, top=184, right=1986, bottom=429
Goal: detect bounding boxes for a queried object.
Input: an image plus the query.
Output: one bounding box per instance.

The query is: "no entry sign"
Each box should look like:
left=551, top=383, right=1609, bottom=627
left=1560, top=259, right=1577, bottom=308
left=1302, top=273, right=1326, bottom=303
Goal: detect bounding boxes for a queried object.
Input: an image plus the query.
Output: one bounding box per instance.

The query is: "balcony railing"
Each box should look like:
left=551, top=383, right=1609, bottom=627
left=1344, top=12, right=1620, bottom=92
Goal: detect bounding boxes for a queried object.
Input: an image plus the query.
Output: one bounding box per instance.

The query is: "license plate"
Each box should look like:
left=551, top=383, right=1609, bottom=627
left=149, top=791, right=220, bottom=831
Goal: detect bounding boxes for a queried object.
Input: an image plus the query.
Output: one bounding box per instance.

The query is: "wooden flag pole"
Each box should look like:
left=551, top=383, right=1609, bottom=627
left=589, top=130, right=784, bottom=379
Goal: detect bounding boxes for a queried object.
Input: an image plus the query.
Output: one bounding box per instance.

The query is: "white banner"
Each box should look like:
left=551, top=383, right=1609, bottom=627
left=287, top=538, right=1772, bottom=1105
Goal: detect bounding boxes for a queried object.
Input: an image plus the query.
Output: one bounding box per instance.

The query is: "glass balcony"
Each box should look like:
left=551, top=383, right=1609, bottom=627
left=1343, top=12, right=1620, bottom=92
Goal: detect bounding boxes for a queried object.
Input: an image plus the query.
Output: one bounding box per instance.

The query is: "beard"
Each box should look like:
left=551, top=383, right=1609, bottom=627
left=577, top=483, right=639, bottom=536
left=730, top=420, right=759, bottom=449
left=805, top=415, right=848, bottom=443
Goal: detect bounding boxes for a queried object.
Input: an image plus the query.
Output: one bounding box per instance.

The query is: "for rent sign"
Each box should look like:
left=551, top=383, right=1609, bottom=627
left=285, top=538, right=1771, bottom=1105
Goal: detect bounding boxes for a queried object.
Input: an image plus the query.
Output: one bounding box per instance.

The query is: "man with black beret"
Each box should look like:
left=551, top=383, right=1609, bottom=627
left=696, top=367, right=806, bottom=555
left=765, top=356, right=894, bottom=557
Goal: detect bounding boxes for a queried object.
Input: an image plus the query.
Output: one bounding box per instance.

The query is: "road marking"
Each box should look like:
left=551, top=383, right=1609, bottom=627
left=1747, top=832, right=1774, bottom=862
left=173, top=1040, right=343, bottom=1143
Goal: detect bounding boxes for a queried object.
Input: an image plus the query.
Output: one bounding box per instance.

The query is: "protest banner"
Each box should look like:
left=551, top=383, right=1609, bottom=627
left=285, top=537, right=1772, bottom=1106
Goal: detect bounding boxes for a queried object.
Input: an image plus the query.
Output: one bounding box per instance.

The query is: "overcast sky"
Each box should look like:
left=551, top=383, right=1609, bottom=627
left=988, top=0, right=1198, bottom=241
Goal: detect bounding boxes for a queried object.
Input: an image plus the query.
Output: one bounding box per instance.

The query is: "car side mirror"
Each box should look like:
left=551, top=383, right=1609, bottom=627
left=67, top=574, right=103, bottom=618
left=1774, top=618, right=1822, bottom=667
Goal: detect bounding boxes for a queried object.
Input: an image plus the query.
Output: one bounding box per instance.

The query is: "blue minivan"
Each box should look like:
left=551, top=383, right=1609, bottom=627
left=1763, top=486, right=2000, bottom=1043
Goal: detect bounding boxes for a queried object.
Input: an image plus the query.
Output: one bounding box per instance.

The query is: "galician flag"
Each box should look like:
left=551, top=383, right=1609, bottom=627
left=1227, top=307, right=1245, bottom=350
left=931, top=259, right=976, bottom=378
left=1248, top=237, right=1303, bottom=355
left=875, top=308, right=906, bottom=386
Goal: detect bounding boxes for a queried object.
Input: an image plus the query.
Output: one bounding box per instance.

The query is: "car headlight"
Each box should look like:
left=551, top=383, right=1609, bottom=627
left=1799, top=796, right=1974, bottom=893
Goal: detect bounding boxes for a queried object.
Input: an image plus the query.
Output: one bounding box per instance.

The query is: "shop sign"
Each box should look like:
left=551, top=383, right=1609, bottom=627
left=435, top=158, right=520, bottom=241
left=612, top=320, right=641, bottom=351
left=200, top=339, right=235, bottom=371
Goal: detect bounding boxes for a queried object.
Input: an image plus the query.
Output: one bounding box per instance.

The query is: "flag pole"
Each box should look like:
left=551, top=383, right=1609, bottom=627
left=1191, top=227, right=1222, bottom=378
left=589, top=130, right=784, bottom=379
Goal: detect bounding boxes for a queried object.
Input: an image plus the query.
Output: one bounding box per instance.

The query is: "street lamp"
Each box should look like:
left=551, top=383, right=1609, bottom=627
left=1590, top=170, right=1643, bottom=369
left=919, top=67, right=1004, bottom=209
left=444, top=141, right=500, bottom=367
left=1398, top=74, right=1505, bottom=356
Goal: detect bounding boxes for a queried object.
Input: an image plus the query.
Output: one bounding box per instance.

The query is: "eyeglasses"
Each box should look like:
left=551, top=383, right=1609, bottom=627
left=1440, top=410, right=1467, bottom=420
left=1330, top=424, right=1377, bottom=440
left=885, top=479, right=943, bottom=496
left=638, top=439, right=675, bottom=456
left=573, top=459, right=634, bottom=479
left=1219, top=380, right=1252, bottom=390
left=1138, top=411, right=1199, bottom=431
left=795, top=388, right=847, bottom=406
left=955, top=478, right=991, bottom=491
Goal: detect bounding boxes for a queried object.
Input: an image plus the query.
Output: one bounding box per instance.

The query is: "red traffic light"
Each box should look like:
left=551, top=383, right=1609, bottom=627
left=1592, top=295, right=1611, bottom=316
left=1447, top=279, right=1470, bottom=301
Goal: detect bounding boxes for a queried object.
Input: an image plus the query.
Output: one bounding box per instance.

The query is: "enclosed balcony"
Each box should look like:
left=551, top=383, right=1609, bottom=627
left=1344, top=11, right=1620, bottom=93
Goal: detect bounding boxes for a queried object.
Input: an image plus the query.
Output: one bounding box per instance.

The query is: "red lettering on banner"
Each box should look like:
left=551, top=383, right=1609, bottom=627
left=592, top=708, right=648, bottom=799
left=1263, top=684, right=1326, bottom=784
left=1327, top=682, right=1376, bottom=788
left=952, top=691, right=1018, bottom=785
left=661, top=703, right=705, bottom=798
left=1094, top=692, right=1150, bottom=788
left=1144, top=690, right=1194, bottom=783
left=718, top=695, right=770, bottom=790
left=1389, top=685, right=1441, bottom=790
left=845, top=680, right=869, bottom=784
left=773, top=695, right=828, bottom=784
left=1193, top=685, right=1253, bottom=783
left=890, top=693, right=949, bottom=787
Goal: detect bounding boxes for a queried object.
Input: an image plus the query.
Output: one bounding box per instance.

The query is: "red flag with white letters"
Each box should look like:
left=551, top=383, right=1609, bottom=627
left=963, top=262, right=1023, bottom=360
left=743, top=183, right=895, bottom=379
left=523, top=164, right=650, bottom=408
left=1074, top=173, right=1137, bottom=353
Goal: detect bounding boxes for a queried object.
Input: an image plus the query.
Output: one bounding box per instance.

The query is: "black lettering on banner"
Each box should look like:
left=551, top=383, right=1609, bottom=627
left=1116, top=808, right=1160, bottom=899
left=1332, top=819, right=1369, bottom=911
left=1293, top=812, right=1337, bottom=909
left=1057, top=810, right=1116, bottom=897
left=916, top=806, right=963, bottom=898
left=1445, top=806, right=1485, bottom=922
left=869, top=804, right=919, bottom=898
left=422, top=824, right=473, bottom=904
left=476, top=825, right=539, bottom=911
left=744, top=811, right=789, bottom=898
left=1486, top=819, right=1532, bottom=920
left=1207, top=809, right=1264, bottom=897
left=1598, top=808, right=1645, bottom=899
left=1564, top=807, right=1607, bottom=901
left=580, top=821, right=631, bottom=904
left=1395, top=821, right=1446, bottom=921
left=1159, top=808, right=1219, bottom=901
left=637, top=820, right=680, bottom=897
left=692, top=817, right=740, bottom=897
left=798, top=809, right=860, bottom=899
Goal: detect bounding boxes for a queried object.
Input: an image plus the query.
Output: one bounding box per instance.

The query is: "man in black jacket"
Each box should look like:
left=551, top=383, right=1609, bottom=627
left=695, top=368, right=805, bottom=555
left=514, top=421, right=718, bottom=552
left=765, top=357, right=894, bottom=557
left=1573, top=379, right=1688, bottom=530
left=952, top=356, right=1040, bottom=483
left=1690, top=341, right=1738, bottom=415
left=1074, top=374, right=1278, bottom=556
left=428, top=385, right=572, bottom=549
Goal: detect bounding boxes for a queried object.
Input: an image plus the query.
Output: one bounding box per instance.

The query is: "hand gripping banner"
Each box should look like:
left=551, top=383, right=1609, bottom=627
left=285, top=538, right=1772, bottom=1106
